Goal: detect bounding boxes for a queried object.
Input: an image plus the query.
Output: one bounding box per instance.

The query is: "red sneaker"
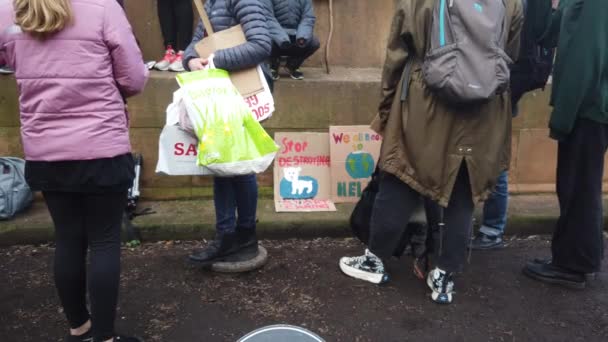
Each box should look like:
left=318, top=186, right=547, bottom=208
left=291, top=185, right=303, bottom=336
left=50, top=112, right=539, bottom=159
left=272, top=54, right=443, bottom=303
left=169, top=51, right=185, bottom=72
left=154, top=46, right=176, bottom=71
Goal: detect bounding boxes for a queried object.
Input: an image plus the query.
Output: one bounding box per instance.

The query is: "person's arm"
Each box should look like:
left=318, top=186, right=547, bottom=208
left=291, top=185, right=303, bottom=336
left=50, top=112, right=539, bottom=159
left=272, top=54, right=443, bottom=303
left=263, top=0, right=291, bottom=48
left=539, top=1, right=564, bottom=49
left=212, top=0, right=272, bottom=70
left=183, top=20, right=205, bottom=71
left=505, top=0, right=524, bottom=62
left=296, top=0, right=316, bottom=45
left=549, top=0, right=606, bottom=140
left=373, top=4, right=410, bottom=133
left=103, top=0, right=148, bottom=97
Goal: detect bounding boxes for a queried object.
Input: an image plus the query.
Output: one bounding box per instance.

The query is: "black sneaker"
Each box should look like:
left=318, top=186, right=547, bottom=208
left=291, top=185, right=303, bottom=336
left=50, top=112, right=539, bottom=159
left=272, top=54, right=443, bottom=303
left=339, top=249, right=389, bottom=284
left=188, top=233, right=240, bottom=266
left=65, top=330, right=93, bottom=342
left=95, top=336, right=143, bottom=342
left=469, top=233, right=504, bottom=250
left=271, top=68, right=280, bottom=81
left=287, top=68, right=304, bottom=80
left=427, top=267, right=454, bottom=304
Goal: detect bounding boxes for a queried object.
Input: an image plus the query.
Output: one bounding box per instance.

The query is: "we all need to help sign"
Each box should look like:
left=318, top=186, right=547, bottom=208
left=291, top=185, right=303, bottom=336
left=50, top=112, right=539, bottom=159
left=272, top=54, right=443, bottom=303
left=330, top=126, right=382, bottom=203
left=273, top=132, right=336, bottom=212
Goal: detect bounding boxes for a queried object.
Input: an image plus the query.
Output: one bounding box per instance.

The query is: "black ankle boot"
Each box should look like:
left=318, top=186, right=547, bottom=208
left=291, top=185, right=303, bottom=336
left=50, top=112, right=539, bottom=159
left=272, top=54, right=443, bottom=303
left=237, top=229, right=258, bottom=254
left=189, top=232, right=240, bottom=265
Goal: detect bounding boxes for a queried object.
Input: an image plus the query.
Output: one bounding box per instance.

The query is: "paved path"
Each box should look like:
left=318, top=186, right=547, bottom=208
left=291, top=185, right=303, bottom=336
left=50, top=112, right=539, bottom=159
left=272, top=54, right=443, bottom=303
left=1, top=237, right=607, bottom=341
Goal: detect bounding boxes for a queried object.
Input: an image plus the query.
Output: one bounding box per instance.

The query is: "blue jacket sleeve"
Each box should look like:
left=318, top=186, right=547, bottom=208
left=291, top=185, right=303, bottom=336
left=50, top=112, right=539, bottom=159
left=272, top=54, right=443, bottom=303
left=183, top=20, right=205, bottom=71
left=263, top=0, right=290, bottom=47
left=213, top=0, right=272, bottom=71
left=296, top=0, right=316, bottom=43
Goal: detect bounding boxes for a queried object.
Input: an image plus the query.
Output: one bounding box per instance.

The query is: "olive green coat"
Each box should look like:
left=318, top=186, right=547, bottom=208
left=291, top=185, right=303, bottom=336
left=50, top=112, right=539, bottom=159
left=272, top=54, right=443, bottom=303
left=371, top=0, right=524, bottom=206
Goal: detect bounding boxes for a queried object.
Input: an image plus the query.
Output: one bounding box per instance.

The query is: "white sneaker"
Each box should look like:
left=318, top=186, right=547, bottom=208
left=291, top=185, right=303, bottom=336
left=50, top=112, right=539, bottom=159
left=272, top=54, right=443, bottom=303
left=427, top=267, right=454, bottom=304
left=339, top=249, right=389, bottom=284
left=0, top=65, right=14, bottom=74
left=155, top=46, right=176, bottom=71
left=168, top=51, right=185, bottom=72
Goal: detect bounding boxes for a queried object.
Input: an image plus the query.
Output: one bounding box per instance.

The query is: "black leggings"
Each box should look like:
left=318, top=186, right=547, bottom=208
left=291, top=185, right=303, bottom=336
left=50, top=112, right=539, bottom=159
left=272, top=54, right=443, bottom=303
left=157, top=0, right=194, bottom=51
left=44, top=191, right=127, bottom=341
left=369, top=165, right=474, bottom=273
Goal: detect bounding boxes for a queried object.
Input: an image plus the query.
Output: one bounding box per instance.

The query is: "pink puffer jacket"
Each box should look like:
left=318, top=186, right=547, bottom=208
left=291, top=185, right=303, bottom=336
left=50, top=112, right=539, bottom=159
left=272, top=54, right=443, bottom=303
left=0, top=0, right=149, bottom=161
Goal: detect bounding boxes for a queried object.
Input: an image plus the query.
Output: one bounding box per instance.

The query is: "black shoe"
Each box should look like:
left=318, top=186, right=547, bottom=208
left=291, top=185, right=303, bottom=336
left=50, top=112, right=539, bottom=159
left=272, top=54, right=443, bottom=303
left=237, top=229, right=259, bottom=253
left=287, top=68, right=304, bottom=80
left=65, top=330, right=93, bottom=342
left=188, top=233, right=240, bottom=265
left=95, top=336, right=143, bottom=342
left=532, top=258, right=597, bottom=281
left=523, top=261, right=586, bottom=290
left=271, top=68, right=280, bottom=81
left=469, top=233, right=505, bottom=250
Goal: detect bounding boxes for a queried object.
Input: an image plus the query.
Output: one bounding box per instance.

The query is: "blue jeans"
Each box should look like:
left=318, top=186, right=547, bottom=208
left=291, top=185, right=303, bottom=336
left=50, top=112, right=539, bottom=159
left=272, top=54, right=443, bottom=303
left=480, top=170, right=509, bottom=237
left=213, top=174, right=258, bottom=234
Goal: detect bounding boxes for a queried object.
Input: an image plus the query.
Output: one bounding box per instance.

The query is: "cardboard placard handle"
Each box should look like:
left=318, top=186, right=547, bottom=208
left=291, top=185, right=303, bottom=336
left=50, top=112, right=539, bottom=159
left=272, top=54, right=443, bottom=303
left=193, top=0, right=214, bottom=35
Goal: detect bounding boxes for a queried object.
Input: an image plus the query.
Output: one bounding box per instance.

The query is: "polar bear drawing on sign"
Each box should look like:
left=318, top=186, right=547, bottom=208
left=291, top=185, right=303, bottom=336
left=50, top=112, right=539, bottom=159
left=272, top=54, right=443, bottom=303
left=283, top=167, right=314, bottom=195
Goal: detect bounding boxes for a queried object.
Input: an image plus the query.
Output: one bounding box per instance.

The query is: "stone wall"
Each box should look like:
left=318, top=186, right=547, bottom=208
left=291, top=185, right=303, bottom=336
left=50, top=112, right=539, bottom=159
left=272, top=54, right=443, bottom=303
left=4, top=71, right=607, bottom=199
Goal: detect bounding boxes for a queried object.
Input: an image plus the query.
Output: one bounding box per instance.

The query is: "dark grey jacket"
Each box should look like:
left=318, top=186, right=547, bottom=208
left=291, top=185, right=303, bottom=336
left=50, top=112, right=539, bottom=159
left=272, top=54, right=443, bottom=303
left=183, top=0, right=272, bottom=71
left=270, top=0, right=316, bottom=46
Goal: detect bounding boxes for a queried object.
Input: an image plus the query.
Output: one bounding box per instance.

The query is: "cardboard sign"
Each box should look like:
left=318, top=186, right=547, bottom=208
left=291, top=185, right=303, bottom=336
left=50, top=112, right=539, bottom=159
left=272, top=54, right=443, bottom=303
left=193, top=0, right=263, bottom=97
left=273, top=132, right=336, bottom=212
left=329, top=126, right=383, bottom=203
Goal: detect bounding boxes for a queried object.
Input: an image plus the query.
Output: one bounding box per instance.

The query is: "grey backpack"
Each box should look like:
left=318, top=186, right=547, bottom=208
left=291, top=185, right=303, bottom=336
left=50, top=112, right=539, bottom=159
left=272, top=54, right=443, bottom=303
left=423, top=0, right=512, bottom=104
left=0, top=158, right=33, bottom=220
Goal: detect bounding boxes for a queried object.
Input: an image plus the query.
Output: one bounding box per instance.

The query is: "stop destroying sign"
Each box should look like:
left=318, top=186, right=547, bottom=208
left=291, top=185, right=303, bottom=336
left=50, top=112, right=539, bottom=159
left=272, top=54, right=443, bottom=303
left=238, top=325, right=325, bottom=342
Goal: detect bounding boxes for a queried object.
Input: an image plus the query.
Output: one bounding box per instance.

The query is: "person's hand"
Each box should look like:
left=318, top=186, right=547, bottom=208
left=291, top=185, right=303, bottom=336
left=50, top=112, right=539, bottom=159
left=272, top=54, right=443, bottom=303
left=552, top=0, right=559, bottom=10
left=188, top=58, right=208, bottom=71
left=297, top=38, right=306, bottom=47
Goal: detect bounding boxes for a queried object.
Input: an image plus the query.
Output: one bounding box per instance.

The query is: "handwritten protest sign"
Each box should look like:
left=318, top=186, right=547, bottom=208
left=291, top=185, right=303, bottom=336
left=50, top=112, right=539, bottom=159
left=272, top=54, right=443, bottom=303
left=273, top=132, right=336, bottom=212
left=329, top=126, right=382, bottom=203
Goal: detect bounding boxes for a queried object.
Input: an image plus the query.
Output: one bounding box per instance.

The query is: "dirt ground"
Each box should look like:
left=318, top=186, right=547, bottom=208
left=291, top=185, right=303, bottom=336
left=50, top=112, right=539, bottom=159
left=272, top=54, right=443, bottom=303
left=1, top=237, right=607, bottom=342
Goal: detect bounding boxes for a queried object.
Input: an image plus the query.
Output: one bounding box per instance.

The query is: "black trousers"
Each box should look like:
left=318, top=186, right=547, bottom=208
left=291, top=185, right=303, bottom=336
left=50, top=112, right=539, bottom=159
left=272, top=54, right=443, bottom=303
left=44, top=191, right=127, bottom=341
left=552, top=119, right=607, bottom=274
left=369, top=166, right=474, bottom=273
left=270, top=36, right=321, bottom=70
left=157, top=0, right=193, bottom=51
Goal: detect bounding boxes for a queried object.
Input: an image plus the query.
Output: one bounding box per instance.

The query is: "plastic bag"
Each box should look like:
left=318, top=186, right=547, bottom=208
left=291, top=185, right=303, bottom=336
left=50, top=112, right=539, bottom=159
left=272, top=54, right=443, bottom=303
left=176, top=68, right=278, bottom=176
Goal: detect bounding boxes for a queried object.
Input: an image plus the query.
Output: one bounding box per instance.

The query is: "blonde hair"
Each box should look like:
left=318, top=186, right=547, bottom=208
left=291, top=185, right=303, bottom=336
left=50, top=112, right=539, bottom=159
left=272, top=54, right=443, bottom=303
left=14, top=0, right=73, bottom=38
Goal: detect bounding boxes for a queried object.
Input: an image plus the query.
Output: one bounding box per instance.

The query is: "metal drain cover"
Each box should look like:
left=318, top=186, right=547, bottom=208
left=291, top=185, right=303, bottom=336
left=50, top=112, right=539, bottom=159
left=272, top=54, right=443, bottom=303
left=238, top=324, right=325, bottom=342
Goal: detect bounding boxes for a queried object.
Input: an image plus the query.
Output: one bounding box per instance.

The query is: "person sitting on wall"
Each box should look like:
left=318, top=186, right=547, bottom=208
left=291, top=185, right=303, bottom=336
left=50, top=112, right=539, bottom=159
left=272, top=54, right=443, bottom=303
left=268, top=0, right=320, bottom=80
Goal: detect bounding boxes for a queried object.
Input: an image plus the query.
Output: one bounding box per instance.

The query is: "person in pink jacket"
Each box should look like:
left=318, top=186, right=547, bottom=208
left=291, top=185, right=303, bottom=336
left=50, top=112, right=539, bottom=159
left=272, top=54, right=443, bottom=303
left=0, top=1, right=148, bottom=341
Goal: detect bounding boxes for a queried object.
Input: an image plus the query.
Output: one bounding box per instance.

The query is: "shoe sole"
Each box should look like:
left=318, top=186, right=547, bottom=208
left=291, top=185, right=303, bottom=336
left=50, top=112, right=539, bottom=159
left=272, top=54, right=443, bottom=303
left=289, top=75, right=304, bottom=80
left=522, top=266, right=586, bottom=290
left=469, top=243, right=506, bottom=251
left=188, top=250, right=242, bottom=267
left=339, top=259, right=388, bottom=284
left=169, top=68, right=185, bottom=72
left=155, top=65, right=170, bottom=71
